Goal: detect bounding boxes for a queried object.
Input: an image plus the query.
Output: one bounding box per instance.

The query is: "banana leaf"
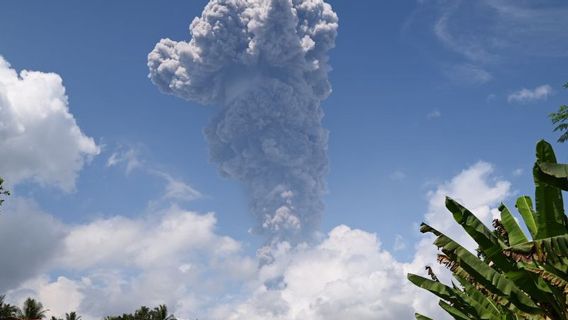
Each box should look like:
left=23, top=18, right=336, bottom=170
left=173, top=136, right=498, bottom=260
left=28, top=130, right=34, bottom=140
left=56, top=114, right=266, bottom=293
left=533, top=140, right=567, bottom=239
left=421, top=223, right=541, bottom=314
left=499, top=204, right=529, bottom=246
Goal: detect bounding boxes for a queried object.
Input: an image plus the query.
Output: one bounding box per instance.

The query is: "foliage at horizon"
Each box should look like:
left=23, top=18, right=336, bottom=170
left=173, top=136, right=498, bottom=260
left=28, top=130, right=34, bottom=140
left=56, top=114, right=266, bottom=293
left=103, top=305, right=177, bottom=320
left=0, top=295, right=19, bottom=319
left=0, top=295, right=178, bottom=320
left=17, top=298, right=47, bottom=320
left=550, top=83, right=568, bottom=143
left=51, top=311, right=81, bottom=320
left=408, top=140, right=568, bottom=319
left=0, top=178, right=9, bottom=208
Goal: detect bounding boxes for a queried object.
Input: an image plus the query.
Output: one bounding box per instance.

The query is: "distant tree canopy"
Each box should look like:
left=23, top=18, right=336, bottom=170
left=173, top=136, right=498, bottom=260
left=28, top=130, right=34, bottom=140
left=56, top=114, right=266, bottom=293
left=17, top=298, right=47, bottom=320
left=0, top=177, right=9, bottom=208
left=0, top=295, right=19, bottom=320
left=104, top=305, right=177, bottom=320
left=0, top=297, right=47, bottom=320
left=550, top=82, right=568, bottom=142
left=51, top=311, right=81, bottom=320
left=0, top=296, right=179, bottom=320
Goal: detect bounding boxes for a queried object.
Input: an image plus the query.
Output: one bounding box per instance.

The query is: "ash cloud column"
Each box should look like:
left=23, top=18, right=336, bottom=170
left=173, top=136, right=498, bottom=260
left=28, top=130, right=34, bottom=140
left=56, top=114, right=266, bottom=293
left=148, top=0, right=338, bottom=244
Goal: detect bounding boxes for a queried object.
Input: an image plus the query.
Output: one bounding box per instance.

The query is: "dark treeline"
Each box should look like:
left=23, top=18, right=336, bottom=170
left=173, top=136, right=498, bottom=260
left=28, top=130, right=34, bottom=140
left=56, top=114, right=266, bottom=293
left=0, top=295, right=182, bottom=320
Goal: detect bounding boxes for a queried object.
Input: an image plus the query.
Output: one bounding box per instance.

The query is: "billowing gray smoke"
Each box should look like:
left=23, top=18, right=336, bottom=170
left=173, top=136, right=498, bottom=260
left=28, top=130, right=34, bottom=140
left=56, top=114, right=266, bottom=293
left=148, top=0, right=337, bottom=244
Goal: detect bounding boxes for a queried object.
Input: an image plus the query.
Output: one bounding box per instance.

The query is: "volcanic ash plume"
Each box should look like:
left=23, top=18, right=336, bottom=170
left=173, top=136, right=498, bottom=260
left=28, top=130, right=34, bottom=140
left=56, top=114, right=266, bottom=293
left=148, top=0, right=338, bottom=243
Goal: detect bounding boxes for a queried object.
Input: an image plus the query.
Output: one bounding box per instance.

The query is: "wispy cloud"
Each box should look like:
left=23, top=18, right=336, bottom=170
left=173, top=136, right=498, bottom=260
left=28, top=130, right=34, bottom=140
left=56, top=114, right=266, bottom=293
left=390, top=170, right=407, bottom=181
left=433, top=3, right=495, bottom=64
left=444, top=64, right=493, bottom=85
left=512, top=168, right=523, bottom=176
left=107, top=146, right=202, bottom=203
left=507, top=84, right=553, bottom=103
left=150, top=170, right=202, bottom=202
left=408, top=0, right=568, bottom=83
left=106, top=148, right=142, bottom=174
left=443, top=1, right=568, bottom=58
left=486, top=94, right=497, bottom=102
left=393, top=234, right=407, bottom=251
left=426, top=109, right=441, bottom=119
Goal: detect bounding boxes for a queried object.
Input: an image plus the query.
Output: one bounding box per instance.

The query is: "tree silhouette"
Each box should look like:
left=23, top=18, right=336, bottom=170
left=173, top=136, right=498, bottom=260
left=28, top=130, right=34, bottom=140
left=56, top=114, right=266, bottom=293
left=17, top=298, right=47, bottom=320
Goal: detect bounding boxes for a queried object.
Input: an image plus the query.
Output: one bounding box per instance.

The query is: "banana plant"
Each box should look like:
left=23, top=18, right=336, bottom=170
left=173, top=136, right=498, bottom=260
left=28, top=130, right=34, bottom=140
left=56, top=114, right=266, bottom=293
left=408, top=140, right=568, bottom=319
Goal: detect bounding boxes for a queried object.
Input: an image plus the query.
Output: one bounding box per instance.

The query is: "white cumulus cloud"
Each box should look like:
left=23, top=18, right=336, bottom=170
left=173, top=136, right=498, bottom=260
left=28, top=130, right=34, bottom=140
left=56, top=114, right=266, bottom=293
left=219, top=161, right=511, bottom=320
left=212, top=225, right=416, bottom=320
left=5, top=205, right=256, bottom=320
left=3, top=161, right=512, bottom=320
left=0, top=56, right=99, bottom=191
left=0, top=198, right=66, bottom=292
left=508, top=84, right=553, bottom=103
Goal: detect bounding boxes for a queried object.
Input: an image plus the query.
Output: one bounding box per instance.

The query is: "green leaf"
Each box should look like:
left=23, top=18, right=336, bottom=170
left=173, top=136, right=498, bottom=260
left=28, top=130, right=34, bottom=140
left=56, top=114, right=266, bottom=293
left=515, top=196, right=538, bottom=240
left=421, top=223, right=541, bottom=313
left=446, top=197, right=502, bottom=251
left=508, top=235, right=568, bottom=268
left=499, top=204, right=528, bottom=246
left=533, top=140, right=567, bottom=239
left=407, top=274, right=457, bottom=302
left=453, top=274, right=502, bottom=319
left=550, top=105, right=568, bottom=124
left=415, top=313, right=434, bottom=320
left=445, top=197, right=512, bottom=271
left=524, top=266, right=568, bottom=293
left=535, top=162, right=568, bottom=191
left=439, top=300, right=472, bottom=320
left=409, top=274, right=480, bottom=318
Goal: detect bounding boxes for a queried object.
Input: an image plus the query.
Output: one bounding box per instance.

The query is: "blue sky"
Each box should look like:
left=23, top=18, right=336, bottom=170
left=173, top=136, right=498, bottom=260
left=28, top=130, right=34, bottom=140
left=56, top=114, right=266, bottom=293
left=0, top=0, right=567, bottom=319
